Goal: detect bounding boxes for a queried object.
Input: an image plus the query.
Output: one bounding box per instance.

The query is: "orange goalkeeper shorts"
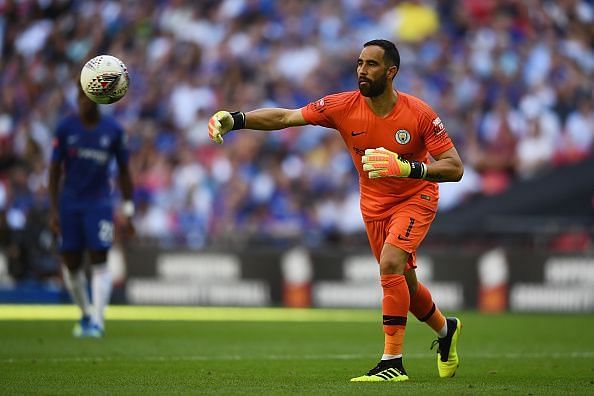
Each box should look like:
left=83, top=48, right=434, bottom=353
left=364, top=198, right=436, bottom=270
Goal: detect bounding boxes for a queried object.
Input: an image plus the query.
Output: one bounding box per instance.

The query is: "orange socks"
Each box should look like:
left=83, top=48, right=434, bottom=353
left=381, top=274, right=410, bottom=356
left=409, top=281, right=446, bottom=336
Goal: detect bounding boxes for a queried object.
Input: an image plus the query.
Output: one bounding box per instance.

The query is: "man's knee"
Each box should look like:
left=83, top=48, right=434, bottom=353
left=379, top=259, right=406, bottom=274
left=62, top=251, right=83, bottom=271
left=379, top=245, right=409, bottom=275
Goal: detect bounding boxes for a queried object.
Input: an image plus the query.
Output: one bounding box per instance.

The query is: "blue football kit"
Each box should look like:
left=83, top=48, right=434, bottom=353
left=51, top=114, right=129, bottom=252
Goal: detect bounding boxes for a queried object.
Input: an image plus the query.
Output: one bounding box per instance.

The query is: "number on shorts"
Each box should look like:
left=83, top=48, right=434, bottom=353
left=404, top=217, right=415, bottom=238
left=98, top=220, right=114, bottom=243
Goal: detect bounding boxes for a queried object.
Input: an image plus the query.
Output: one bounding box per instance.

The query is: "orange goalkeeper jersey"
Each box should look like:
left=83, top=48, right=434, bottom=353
left=301, top=90, right=453, bottom=221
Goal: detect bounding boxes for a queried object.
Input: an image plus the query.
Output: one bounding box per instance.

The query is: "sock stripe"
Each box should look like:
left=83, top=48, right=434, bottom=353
left=382, top=315, right=407, bottom=326
left=419, top=303, right=436, bottom=322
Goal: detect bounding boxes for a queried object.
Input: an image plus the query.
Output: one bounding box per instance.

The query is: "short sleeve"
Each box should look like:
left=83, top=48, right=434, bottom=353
left=420, top=111, right=454, bottom=157
left=300, top=92, right=351, bottom=130
left=50, top=122, right=66, bottom=163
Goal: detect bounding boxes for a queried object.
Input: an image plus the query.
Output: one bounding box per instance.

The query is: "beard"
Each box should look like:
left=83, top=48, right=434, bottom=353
left=358, top=73, right=388, bottom=97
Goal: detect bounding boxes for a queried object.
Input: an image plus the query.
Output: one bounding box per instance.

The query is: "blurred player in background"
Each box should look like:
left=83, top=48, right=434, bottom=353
left=209, top=39, right=464, bottom=382
left=48, top=87, right=135, bottom=338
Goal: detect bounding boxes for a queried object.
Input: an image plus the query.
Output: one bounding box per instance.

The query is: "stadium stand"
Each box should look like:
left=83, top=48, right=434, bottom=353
left=0, top=0, right=592, bottom=282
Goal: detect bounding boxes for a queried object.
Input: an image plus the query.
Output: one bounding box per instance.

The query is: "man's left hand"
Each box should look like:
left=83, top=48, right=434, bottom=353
left=361, top=147, right=427, bottom=179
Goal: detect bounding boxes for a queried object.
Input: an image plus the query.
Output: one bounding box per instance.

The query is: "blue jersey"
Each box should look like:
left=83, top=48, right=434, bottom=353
left=51, top=114, right=129, bottom=208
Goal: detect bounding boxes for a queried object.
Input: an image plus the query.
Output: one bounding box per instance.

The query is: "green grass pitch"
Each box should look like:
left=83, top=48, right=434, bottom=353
left=0, top=306, right=593, bottom=395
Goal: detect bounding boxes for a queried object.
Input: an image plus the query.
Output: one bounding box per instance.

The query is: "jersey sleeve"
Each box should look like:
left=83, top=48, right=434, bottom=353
left=420, top=110, right=454, bottom=157
left=300, top=92, right=350, bottom=129
left=50, top=121, right=66, bottom=163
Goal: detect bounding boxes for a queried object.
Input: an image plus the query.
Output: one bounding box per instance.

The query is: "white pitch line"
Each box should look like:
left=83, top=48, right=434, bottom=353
left=1, top=351, right=593, bottom=364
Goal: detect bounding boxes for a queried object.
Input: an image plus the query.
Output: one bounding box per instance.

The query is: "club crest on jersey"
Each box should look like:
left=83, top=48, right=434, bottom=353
left=100, top=135, right=110, bottom=147
left=395, top=129, right=410, bottom=144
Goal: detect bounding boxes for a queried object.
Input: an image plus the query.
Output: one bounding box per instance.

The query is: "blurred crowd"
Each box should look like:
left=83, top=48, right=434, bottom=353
left=0, top=0, right=593, bottom=268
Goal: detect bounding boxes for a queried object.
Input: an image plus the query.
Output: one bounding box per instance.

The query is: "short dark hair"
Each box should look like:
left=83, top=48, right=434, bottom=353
left=363, top=39, right=400, bottom=70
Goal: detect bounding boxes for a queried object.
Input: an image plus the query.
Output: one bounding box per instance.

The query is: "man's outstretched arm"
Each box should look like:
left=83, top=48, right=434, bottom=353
left=208, top=108, right=307, bottom=144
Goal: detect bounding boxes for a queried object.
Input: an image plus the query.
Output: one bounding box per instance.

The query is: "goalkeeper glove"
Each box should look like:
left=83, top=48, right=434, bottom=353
left=208, top=111, right=245, bottom=144
left=361, top=147, right=427, bottom=179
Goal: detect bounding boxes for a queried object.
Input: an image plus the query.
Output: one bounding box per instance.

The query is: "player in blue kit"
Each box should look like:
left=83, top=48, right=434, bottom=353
left=48, top=87, right=135, bottom=337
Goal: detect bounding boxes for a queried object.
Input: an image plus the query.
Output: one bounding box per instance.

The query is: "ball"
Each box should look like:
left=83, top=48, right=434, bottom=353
left=80, top=55, right=129, bottom=104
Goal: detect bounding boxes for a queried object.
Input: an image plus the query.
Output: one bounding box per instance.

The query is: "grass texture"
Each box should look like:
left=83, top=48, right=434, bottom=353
left=0, top=305, right=593, bottom=395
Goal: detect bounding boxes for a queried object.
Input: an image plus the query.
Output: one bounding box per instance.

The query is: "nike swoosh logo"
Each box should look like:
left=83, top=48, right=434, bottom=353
left=397, top=235, right=409, bottom=241
left=351, top=131, right=366, bottom=136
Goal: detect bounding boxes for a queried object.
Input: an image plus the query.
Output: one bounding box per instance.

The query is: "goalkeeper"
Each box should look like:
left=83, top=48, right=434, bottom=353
left=208, top=39, right=464, bottom=382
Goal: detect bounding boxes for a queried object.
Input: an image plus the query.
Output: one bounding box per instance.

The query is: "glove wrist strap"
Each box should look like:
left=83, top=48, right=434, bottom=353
left=230, top=111, right=246, bottom=130
left=408, top=161, right=427, bottom=179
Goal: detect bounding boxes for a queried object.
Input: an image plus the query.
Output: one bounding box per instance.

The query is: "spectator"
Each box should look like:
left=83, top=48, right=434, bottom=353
left=557, top=97, right=594, bottom=164
left=0, top=0, right=592, bottom=263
